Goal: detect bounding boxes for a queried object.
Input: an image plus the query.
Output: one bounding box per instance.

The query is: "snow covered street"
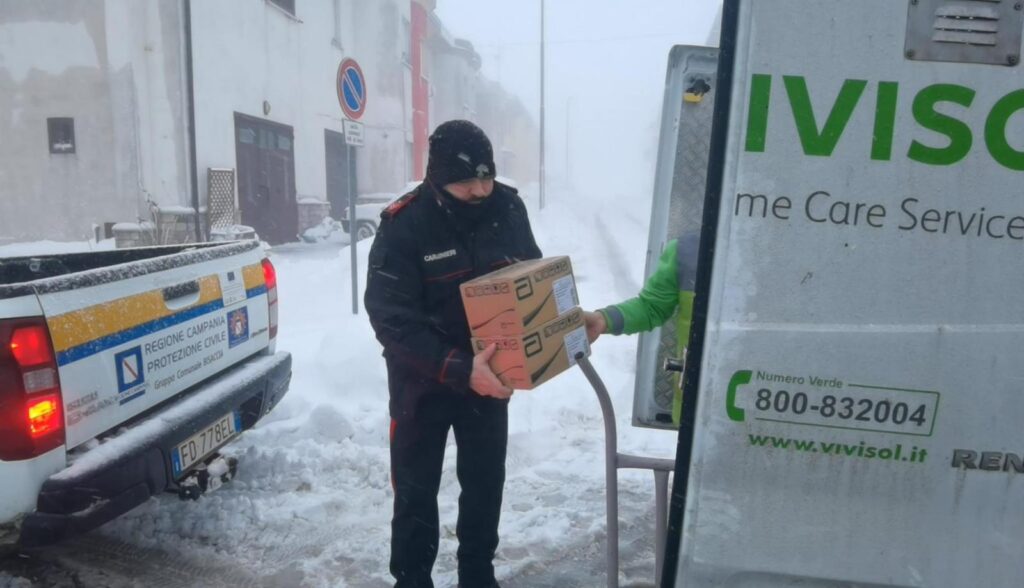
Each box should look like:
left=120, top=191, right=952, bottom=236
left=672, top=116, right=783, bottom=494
left=1, top=189, right=680, bottom=587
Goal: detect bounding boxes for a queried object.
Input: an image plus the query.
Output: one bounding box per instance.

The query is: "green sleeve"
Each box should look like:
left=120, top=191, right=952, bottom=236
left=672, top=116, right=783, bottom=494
left=599, top=240, right=679, bottom=335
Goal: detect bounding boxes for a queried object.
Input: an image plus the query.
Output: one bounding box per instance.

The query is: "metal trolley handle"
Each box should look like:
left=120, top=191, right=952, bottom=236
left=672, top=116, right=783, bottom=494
left=575, top=354, right=675, bottom=588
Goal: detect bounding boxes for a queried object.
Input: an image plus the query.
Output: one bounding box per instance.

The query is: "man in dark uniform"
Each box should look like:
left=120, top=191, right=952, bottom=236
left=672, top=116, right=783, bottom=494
left=365, top=120, right=542, bottom=588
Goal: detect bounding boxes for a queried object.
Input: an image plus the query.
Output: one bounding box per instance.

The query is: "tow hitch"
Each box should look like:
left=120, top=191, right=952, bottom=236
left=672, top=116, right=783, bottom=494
left=176, top=454, right=238, bottom=501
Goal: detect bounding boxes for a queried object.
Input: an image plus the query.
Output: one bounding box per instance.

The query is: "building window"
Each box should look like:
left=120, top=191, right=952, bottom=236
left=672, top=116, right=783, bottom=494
left=47, top=118, right=75, bottom=154
left=238, top=127, right=257, bottom=144
left=269, top=0, right=295, bottom=17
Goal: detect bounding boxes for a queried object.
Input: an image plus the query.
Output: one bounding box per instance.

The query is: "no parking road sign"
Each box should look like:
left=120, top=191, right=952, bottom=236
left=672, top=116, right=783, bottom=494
left=337, top=58, right=367, bottom=120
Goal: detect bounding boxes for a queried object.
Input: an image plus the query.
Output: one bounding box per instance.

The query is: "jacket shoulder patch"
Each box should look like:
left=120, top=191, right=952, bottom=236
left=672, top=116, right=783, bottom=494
left=382, top=191, right=418, bottom=219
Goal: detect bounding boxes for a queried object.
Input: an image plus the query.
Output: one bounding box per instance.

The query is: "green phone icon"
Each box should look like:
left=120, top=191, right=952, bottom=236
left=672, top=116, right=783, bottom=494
left=726, top=370, right=751, bottom=422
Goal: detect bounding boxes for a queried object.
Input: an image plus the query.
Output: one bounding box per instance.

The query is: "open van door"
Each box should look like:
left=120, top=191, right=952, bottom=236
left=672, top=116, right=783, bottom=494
left=632, top=44, right=718, bottom=431
left=663, top=1, right=1024, bottom=586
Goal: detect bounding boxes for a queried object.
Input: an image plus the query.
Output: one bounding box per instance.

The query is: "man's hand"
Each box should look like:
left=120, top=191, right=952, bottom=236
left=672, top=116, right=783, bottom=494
left=470, top=343, right=513, bottom=399
left=584, top=310, right=607, bottom=343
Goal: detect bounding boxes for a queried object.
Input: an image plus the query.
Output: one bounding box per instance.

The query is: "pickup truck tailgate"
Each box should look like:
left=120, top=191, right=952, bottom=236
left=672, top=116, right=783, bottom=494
left=34, top=242, right=272, bottom=449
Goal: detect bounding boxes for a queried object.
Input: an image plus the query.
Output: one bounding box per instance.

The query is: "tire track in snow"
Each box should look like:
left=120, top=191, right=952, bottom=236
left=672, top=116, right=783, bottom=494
left=594, top=216, right=641, bottom=301
left=501, top=482, right=660, bottom=588
left=9, top=534, right=264, bottom=588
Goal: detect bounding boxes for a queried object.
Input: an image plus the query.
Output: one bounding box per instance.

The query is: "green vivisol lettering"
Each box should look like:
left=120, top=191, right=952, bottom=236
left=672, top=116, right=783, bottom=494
left=908, top=84, right=975, bottom=166
left=745, top=74, right=772, bottom=152
left=748, top=435, right=771, bottom=447
left=985, top=89, right=1024, bottom=171
left=784, top=76, right=867, bottom=156
left=871, top=82, right=899, bottom=161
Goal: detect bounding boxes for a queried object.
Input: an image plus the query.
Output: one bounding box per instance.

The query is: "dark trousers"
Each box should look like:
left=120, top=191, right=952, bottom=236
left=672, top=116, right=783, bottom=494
left=390, top=392, right=509, bottom=588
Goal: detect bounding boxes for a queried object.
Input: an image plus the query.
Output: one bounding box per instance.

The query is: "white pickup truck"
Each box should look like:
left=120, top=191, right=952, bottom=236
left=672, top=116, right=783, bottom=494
left=0, top=240, right=291, bottom=548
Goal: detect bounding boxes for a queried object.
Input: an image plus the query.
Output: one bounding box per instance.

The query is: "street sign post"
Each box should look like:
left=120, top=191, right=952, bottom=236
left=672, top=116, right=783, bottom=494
left=337, top=58, right=367, bottom=314
left=337, top=58, right=367, bottom=121
left=343, top=119, right=364, bottom=147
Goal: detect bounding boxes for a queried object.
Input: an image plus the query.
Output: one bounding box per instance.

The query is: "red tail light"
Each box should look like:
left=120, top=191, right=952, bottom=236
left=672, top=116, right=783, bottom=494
left=262, top=258, right=279, bottom=339
left=262, top=257, right=278, bottom=291
left=28, top=394, right=62, bottom=437
left=10, top=325, right=51, bottom=367
left=0, top=318, right=65, bottom=460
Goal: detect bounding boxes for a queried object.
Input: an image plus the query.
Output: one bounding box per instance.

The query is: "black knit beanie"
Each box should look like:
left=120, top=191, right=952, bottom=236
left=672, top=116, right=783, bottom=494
left=426, top=120, right=496, bottom=187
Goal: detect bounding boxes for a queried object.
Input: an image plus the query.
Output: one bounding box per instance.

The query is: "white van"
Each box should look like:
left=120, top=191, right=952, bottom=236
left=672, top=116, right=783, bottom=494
left=660, top=1, right=1023, bottom=586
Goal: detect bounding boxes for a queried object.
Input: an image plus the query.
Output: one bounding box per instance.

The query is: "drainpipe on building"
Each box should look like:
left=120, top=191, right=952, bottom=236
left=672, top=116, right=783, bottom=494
left=411, top=0, right=432, bottom=180
left=184, top=0, right=202, bottom=241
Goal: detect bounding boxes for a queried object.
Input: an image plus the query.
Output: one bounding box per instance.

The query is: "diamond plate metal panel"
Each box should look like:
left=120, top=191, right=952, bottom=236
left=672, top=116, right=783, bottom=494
left=632, top=46, right=719, bottom=430
left=650, top=77, right=715, bottom=418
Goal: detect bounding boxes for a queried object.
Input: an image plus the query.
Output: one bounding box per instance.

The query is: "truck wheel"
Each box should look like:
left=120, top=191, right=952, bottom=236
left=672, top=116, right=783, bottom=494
left=355, top=221, right=376, bottom=241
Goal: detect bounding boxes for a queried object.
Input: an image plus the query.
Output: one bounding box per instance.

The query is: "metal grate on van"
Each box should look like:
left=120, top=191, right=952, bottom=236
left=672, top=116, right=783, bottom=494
left=934, top=2, right=1001, bottom=45
left=906, top=0, right=1023, bottom=66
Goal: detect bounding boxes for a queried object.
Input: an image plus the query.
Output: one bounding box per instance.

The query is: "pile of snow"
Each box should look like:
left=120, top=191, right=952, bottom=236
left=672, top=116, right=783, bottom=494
left=0, top=239, right=115, bottom=258
left=110, top=221, right=155, bottom=232
left=300, top=217, right=348, bottom=244
left=209, top=224, right=258, bottom=242
left=155, top=205, right=197, bottom=216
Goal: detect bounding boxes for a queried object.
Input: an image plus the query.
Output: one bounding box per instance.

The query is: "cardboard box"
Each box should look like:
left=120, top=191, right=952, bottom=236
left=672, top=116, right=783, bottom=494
left=460, top=256, right=578, bottom=337
left=472, top=307, right=591, bottom=390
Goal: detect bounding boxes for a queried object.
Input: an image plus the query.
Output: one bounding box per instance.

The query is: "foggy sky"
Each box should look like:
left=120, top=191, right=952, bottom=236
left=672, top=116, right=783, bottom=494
left=434, top=0, right=720, bottom=200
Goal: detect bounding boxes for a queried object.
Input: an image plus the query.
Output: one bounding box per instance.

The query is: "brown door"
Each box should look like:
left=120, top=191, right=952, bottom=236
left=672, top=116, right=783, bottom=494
left=234, top=113, right=298, bottom=244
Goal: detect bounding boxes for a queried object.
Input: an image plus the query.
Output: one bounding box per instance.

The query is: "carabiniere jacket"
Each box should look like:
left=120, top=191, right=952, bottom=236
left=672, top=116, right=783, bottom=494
left=364, top=181, right=542, bottom=419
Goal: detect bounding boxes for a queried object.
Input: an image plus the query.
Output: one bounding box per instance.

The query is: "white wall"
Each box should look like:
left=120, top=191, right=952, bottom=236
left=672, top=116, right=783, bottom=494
left=0, top=0, right=189, bottom=243
left=117, top=0, right=191, bottom=213
left=191, top=0, right=412, bottom=212
left=0, top=0, right=422, bottom=243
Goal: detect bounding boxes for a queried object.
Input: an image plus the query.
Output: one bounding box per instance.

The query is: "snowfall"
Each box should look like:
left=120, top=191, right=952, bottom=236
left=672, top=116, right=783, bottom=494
left=0, top=187, right=679, bottom=588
